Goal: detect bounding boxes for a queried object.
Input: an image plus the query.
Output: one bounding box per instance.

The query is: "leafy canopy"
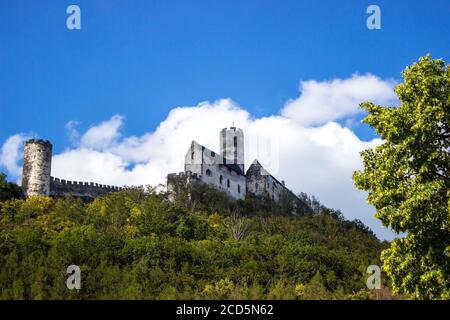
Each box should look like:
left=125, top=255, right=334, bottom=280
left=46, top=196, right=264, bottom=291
left=0, top=173, right=23, bottom=201
left=0, top=184, right=384, bottom=299
left=353, top=55, right=450, bottom=299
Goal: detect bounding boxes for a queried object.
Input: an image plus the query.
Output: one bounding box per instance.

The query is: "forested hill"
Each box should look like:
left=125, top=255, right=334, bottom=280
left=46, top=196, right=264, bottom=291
left=0, top=173, right=387, bottom=299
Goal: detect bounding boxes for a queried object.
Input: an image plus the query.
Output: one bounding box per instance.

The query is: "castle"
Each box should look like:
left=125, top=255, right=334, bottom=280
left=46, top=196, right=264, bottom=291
left=21, top=139, right=123, bottom=199
left=167, top=127, right=299, bottom=204
left=21, top=128, right=299, bottom=208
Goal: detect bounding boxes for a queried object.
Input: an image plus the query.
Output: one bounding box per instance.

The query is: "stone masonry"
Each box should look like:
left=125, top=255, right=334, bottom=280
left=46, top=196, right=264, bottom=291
left=21, top=139, right=122, bottom=199
left=168, top=127, right=300, bottom=208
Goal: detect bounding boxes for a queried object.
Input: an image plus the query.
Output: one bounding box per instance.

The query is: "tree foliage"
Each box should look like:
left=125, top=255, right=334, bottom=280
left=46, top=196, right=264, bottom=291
left=0, top=181, right=384, bottom=299
left=0, top=173, right=23, bottom=201
left=353, top=55, right=450, bottom=299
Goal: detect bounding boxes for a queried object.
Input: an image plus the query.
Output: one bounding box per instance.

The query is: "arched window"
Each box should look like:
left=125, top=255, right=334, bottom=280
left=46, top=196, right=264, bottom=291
left=238, top=184, right=241, bottom=193
left=191, top=152, right=194, bottom=160
left=206, top=169, right=212, bottom=177
left=255, top=183, right=259, bottom=191
left=227, top=179, right=230, bottom=188
left=219, top=175, right=223, bottom=184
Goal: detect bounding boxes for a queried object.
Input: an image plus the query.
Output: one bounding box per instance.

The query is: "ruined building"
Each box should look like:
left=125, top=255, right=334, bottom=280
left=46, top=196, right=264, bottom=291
left=22, top=128, right=301, bottom=210
left=167, top=127, right=301, bottom=209
left=22, top=139, right=122, bottom=199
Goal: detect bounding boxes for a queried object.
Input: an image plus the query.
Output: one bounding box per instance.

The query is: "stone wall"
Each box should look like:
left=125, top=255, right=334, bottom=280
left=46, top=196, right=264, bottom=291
left=166, top=171, right=201, bottom=202
left=246, top=160, right=286, bottom=202
left=184, top=140, right=246, bottom=200
left=50, top=176, right=122, bottom=199
left=22, top=139, right=52, bottom=197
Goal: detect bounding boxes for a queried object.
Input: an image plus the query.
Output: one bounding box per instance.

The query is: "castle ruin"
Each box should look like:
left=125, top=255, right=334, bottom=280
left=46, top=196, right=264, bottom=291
left=21, top=139, right=123, bottom=199
left=167, top=127, right=301, bottom=210
left=22, top=128, right=301, bottom=211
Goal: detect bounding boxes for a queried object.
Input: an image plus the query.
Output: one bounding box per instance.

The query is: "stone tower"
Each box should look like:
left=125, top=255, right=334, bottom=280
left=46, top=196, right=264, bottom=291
left=220, top=127, right=244, bottom=173
left=22, top=139, right=52, bottom=197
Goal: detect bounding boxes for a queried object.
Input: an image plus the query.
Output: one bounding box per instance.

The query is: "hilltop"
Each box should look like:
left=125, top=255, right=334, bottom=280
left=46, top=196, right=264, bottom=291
left=0, top=173, right=388, bottom=299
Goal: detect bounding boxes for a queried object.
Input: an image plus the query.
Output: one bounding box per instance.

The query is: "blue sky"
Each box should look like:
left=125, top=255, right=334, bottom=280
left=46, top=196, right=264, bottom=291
left=1, top=0, right=449, bottom=149
left=0, top=0, right=449, bottom=239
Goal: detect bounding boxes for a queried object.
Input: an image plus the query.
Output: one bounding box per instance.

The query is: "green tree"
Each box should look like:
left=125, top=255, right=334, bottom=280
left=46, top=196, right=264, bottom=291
left=0, top=173, right=23, bottom=201
left=353, top=55, right=450, bottom=299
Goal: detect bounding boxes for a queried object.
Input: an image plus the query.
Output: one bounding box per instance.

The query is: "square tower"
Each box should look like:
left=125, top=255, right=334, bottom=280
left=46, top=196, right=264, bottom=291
left=220, top=127, right=244, bottom=174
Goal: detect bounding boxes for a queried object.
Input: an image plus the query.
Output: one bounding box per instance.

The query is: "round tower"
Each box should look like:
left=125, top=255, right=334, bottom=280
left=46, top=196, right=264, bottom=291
left=21, top=139, right=52, bottom=197
left=220, top=127, right=244, bottom=173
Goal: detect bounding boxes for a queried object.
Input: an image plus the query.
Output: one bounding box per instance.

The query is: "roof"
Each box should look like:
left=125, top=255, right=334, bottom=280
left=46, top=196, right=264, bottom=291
left=247, top=159, right=283, bottom=187
left=189, top=140, right=245, bottom=176
left=223, top=163, right=244, bottom=175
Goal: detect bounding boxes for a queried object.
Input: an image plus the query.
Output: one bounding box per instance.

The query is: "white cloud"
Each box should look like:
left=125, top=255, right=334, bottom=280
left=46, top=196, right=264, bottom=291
left=80, top=115, right=124, bottom=150
left=0, top=75, right=397, bottom=239
left=65, top=120, right=81, bottom=146
left=281, top=74, right=397, bottom=126
left=0, top=133, right=31, bottom=181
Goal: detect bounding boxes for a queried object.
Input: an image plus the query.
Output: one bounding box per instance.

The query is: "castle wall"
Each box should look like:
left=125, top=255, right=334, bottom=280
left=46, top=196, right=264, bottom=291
left=246, top=160, right=285, bottom=202
left=166, top=171, right=200, bottom=201
left=22, top=139, right=52, bottom=196
left=21, top=139, right=125, bottom=199
left=184, top=141, right=204, bottom=176
left=201, top=163, right=246, bottom=200
left=50, top=177, right=122, bottom=199
left=184, top=140, right=246, bottom=200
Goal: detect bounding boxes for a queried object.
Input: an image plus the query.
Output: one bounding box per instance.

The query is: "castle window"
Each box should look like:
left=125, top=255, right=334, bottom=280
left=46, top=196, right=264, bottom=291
left=255, top=183, right=259, bottom=191
left=238, top=184, right=241, bottom=193
left=234, top=136, right=237, bottom=147
left=206, top=169, right=212, bottom=177
left=227, top=179, right=230, bottom=188
left=191, top=152, right=194, bottom=160
left=211, top=151, right=215, bottom=157
left=220, top=175, right=223, bottom=184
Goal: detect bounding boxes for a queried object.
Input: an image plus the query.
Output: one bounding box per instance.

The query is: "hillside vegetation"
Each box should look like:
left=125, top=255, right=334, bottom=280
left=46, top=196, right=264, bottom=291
left=0, top=173, right=386, bottom=299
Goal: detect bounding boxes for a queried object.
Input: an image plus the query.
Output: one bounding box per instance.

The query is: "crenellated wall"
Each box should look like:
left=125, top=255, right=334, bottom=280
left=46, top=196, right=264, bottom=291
left=50, top=176, right=123, bottom=199
left=21, top=138, right=124, bottom=199
left=166, top=171, right=201, bottom=201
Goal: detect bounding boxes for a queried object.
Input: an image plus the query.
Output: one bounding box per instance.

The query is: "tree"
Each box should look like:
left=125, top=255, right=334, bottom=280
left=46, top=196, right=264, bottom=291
left=0, top=173, right=23, bottom=201
left=353, top=55, right=450, bottom=299
left=223, top=209, right=250, bottom=241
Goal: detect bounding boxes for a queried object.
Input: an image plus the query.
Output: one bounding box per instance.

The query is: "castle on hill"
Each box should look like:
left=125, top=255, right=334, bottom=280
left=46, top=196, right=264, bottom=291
left=167, top=127, right=300, bottom=206
left=21, top=127, right=300, bottom=209
left=21, top=139, right=123, bottom=200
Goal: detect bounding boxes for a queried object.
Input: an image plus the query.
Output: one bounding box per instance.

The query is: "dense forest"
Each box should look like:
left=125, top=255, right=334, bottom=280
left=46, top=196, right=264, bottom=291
left=0, top=172, right=388, bottom=299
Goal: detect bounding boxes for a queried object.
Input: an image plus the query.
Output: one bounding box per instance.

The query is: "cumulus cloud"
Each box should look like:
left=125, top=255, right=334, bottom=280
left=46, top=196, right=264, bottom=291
left=281, top=74, right=397, bottom=126
left=65, top=120, right=81, bottom=146
left=80, top=115, right=124, bottom=150
left=0, top=75, right=397, bottom=239
left=0, top=133, right=31, bottom=180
